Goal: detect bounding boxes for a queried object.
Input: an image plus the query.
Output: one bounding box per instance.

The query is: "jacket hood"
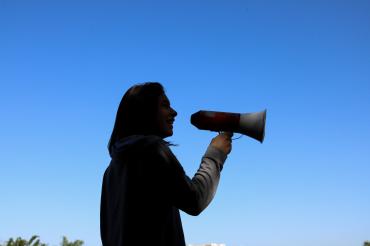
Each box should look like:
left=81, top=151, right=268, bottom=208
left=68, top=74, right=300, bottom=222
left=109, top=135, right=163, bottom=159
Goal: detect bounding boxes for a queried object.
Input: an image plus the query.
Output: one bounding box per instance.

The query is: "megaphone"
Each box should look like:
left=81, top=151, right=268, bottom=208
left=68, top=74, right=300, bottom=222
left=191, top=109, right=267, bottom=143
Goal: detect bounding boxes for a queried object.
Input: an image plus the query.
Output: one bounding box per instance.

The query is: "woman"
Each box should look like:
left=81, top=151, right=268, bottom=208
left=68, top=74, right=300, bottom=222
left=100, top=82, right=232, bottom=246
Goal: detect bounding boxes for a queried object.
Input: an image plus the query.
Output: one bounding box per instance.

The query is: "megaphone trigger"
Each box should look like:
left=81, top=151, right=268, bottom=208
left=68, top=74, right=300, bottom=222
left=217, top=131, right=234, bottom=138
left=218, top=131, right=241, bottom=141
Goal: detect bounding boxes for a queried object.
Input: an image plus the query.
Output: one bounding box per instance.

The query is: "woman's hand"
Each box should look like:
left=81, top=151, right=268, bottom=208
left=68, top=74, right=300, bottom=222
left=210, top=132, right=233, bottom=155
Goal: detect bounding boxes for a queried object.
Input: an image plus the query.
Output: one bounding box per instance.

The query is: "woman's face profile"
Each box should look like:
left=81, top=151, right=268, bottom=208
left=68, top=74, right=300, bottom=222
left=156, top=94, right=177, bottom=138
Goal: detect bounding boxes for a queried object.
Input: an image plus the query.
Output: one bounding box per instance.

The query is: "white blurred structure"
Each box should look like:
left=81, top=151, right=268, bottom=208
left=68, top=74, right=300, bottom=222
left=187, top=244, right=226, bottom=246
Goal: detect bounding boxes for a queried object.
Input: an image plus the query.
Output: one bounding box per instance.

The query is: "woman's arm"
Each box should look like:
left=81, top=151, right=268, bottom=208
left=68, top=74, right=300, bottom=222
left=153, top=138, right=229, bottom=216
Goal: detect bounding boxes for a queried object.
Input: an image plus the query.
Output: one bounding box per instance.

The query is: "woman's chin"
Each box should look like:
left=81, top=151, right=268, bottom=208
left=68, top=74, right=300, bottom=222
left=163, top=129, right=173, bottom=138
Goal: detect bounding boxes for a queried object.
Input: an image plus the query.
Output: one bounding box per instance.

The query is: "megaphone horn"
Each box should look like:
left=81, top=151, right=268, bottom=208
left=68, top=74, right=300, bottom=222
left=238, top=110, right=266, bottom=143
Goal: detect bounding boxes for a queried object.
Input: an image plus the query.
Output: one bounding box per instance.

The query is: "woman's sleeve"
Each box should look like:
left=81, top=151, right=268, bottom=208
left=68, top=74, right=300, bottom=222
left=151, top=141, right=228, bottom=216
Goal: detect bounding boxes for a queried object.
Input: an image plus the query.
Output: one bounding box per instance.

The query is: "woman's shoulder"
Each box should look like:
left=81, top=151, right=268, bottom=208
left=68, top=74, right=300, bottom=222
left=144, top=136, right=172, bottom=156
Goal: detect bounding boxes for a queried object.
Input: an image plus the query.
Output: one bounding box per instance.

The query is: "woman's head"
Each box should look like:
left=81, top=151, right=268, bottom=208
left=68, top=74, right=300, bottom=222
left=108, top=82, right=177, bottom=150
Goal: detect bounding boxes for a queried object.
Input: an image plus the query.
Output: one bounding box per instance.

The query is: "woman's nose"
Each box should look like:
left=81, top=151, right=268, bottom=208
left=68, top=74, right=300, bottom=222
left=171, top=108, right=177, bottom=117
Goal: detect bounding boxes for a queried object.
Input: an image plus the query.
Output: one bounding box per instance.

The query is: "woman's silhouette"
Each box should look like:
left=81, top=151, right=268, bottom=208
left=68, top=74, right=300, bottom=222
left=100, top=82, right=232, bottom=246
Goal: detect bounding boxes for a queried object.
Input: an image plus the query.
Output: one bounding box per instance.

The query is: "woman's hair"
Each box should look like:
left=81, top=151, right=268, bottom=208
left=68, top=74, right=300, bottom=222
left=108, top=82, right=165, bottom=152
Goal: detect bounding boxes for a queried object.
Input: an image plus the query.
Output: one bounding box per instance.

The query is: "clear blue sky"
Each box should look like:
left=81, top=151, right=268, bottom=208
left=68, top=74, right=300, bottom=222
left=1, top=1, right=370, bottom=245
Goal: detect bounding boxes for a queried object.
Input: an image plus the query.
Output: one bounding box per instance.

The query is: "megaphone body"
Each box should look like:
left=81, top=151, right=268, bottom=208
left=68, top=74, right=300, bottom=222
left=191, top=110, right=267, bottom=143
